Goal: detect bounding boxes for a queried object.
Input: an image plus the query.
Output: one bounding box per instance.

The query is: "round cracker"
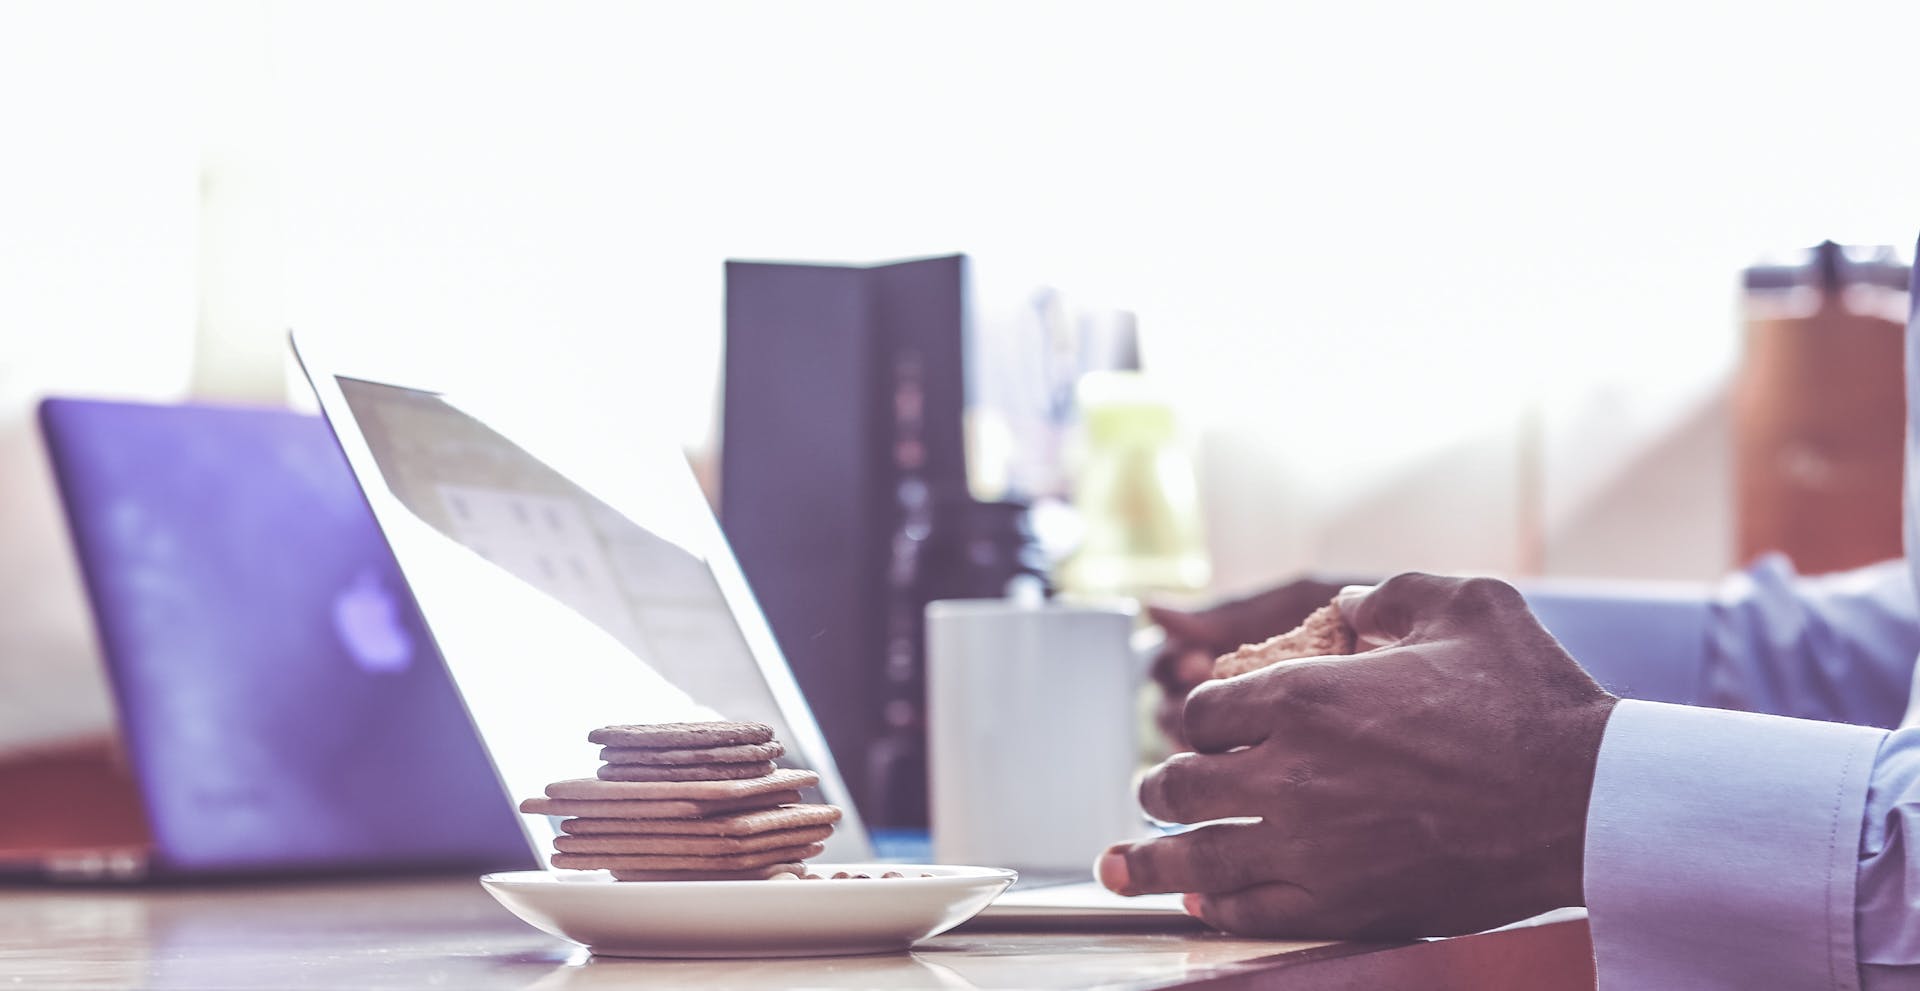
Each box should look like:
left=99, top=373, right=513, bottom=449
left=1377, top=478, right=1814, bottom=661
left=598, top=742, right=786, bottom=765
left=588, top=721, right=773, bottom=748
left=596, top=761, right=775, bottom=782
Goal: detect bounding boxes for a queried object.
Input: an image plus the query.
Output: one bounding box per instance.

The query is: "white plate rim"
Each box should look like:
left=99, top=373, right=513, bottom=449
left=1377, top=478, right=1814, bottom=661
left=481, top=863, right=1018, bottom=890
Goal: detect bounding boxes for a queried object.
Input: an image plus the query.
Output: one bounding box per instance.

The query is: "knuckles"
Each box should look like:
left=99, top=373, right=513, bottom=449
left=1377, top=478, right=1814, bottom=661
left=1365, top=572, right=1532, bottom=643
left=1370, top=571, right=1446, bottom=605
left=1374, top=572, right=1523, bottom=612
left=1451, top=575, right=1524, bottom=613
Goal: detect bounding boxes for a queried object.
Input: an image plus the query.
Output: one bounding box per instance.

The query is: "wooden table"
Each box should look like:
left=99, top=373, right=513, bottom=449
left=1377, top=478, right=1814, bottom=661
left=0, top=875, right=1596, bottom=989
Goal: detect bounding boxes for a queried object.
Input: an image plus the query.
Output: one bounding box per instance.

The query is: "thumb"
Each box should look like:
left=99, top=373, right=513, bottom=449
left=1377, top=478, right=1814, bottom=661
left=1331, top=584, right=1397, bottom=651
left=1334, top=574, right=1454, bottom=650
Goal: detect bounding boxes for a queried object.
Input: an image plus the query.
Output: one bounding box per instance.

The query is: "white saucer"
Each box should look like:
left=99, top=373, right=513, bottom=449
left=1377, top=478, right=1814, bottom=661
left=480, top=864, right=1017, bottom=958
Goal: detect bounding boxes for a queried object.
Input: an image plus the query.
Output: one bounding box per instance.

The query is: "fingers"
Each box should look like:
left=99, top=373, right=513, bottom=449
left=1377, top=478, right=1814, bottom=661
left=1332, top=583, right=1391, bottom=652
left=1148, top=605, right=1228, bottom=692
left=1168, top=649, right=1214, bottom=689
left=1137, top=749, right=1268, bottom=824
left=1098, top=821, right=1278, bottom=895
left=1147, top=605, right=1226, bottom=653
left=1150, top=645, right=1215, bottom=694
left=1331, top=584, right=1375, bottom=614
left=1334, top=573, right=1431, bottom=646
left=1154, top=696, right=1189, bottom=752
left=1187, top=881, right=1322, bottom=937
left=1181, top=677, right=1278, bottom=753
left=1337, top=572, right=1522, bottom=646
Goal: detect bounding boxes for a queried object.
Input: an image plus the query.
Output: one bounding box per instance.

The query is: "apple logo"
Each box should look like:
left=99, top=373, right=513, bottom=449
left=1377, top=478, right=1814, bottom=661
left=332, top=570, right=415, bottom=674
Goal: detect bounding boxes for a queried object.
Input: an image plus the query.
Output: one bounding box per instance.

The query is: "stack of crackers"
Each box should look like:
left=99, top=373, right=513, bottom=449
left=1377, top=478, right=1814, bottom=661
left=518, top=720, right=842, bottom=881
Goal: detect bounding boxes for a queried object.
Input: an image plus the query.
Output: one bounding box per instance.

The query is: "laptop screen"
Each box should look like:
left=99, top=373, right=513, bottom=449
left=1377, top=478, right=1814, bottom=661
left=322, top=374, right=869, bottom=861
left=38, top=397, right=534, bottom=876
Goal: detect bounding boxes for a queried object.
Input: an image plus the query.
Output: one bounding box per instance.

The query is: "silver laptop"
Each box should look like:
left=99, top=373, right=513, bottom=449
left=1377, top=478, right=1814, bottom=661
left=32, top=397, right=533, bottom=881
left=293, top=334, right=1183, bottom=922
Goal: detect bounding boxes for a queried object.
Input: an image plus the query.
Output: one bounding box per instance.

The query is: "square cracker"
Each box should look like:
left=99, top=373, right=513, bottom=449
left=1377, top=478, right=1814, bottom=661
left=598, top=743, right=786, bottom=765
left=545, top=769, right=816, bottom=801
left=552, top=825, right=834, bottom=855
left=559, top=804, right=842, bottom=837
left=519, top=790, right=801, bottom=819
left=610, top=863, right=805, bottom=882
left=550, top=841, right=825, bottom=871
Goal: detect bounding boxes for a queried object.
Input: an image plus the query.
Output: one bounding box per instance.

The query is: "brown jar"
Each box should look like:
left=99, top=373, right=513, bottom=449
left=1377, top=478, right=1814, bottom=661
left=1735, top=242, right=1908, bottom=574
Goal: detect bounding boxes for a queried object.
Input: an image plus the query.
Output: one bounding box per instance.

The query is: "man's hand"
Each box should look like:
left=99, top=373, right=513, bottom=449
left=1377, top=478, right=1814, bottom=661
left=1103, top=573, right=1618, bottom=939
left=1148, top=576, right=1363, bottom=750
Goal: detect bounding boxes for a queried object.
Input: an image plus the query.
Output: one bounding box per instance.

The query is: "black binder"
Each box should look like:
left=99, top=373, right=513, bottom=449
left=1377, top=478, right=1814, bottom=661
left=721, top=255, right=971, bottom=827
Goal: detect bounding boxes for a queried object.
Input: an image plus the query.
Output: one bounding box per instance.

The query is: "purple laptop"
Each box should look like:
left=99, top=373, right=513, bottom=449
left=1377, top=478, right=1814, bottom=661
left=39, top=397, right=534, bottom=878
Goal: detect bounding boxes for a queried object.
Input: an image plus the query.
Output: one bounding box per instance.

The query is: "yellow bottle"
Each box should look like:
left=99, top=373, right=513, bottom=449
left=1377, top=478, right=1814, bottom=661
left=1058, top=370, right=1210, bottom=598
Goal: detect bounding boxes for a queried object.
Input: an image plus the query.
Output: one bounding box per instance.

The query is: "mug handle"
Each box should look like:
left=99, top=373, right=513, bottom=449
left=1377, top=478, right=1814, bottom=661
left=1130, top=624, right=1166, bottom=679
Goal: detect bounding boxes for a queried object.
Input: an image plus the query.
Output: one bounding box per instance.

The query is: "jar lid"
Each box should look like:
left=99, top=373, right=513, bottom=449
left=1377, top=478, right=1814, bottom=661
left=1744, top=241, right=1908, bottom=292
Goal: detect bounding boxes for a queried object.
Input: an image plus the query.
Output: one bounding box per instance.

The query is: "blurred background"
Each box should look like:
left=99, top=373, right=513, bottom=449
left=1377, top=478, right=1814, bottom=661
left=5, top=0, right=1920, bottom=760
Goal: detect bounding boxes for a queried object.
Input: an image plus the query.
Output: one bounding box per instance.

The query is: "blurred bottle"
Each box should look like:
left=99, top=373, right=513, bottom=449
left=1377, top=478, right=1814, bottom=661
left=1736, top=241, right=1909, bottom=574
left=868, top=494, right=1050, bottom=828
left=1057, top=370, right=1210, bottom=598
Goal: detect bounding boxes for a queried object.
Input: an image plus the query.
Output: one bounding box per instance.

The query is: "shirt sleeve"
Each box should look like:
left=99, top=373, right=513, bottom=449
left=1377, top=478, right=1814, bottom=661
left=1522, top=556, right=1919, bottom=728
left=1521, top=579, right=1713, bottom=705
left=1704, top=555, right=1920, bottom=730
left=1587, top=699, right=1886, bottom=990
left=1860, top=729, right=1920, bottom=988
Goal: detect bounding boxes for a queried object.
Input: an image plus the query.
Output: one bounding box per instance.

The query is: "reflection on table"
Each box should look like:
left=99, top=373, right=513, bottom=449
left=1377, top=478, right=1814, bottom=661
left=0, top=874, right=1592, bottom=991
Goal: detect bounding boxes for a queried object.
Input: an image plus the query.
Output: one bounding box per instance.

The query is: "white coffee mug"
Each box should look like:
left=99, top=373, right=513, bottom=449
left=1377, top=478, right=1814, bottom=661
left=926, top=599, right=1142, bottom=873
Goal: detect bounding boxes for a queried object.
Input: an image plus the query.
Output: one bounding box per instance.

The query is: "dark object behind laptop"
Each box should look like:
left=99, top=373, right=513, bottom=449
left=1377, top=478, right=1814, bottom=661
left=34, top=397, right=533, bottom=879
left=722, top=256, right=1048, bottom=828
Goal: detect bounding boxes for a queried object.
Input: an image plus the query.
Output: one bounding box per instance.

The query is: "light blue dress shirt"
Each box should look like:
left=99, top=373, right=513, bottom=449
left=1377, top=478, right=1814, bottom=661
left=1512, top=246, right=1920, bottom=988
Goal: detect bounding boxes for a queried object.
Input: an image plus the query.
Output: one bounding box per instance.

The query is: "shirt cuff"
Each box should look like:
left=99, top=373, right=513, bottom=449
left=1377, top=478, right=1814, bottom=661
left=1587, top=699, right=1887, bottom=990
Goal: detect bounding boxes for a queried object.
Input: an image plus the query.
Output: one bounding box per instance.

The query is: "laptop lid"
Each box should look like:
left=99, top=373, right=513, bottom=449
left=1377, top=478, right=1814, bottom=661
left=292, top=336, right=874, bottom=864
left=39, top=397, right=534, bottom=877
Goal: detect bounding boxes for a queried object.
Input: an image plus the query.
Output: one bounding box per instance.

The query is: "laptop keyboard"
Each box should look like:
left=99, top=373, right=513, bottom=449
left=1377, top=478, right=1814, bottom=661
left=1003, top=868, right=1098, bottom=892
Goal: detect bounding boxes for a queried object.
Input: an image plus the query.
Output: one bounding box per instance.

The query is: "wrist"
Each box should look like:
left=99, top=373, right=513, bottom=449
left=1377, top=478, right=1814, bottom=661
left=1540, top=693, right=1619, bottom=907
